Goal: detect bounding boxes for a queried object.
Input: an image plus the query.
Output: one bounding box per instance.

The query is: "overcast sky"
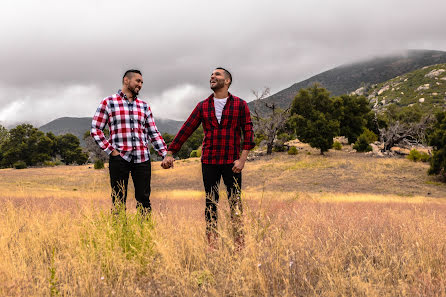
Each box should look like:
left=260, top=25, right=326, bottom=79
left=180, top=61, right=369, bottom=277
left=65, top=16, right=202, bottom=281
left=1, top=0, right=446, bottom=128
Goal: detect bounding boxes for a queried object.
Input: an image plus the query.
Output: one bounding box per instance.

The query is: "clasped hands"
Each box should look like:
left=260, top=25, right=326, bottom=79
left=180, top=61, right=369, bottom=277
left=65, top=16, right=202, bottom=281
left=161, top=153, right=175, bottom=169
left=161, top=152, right=245, bottom=172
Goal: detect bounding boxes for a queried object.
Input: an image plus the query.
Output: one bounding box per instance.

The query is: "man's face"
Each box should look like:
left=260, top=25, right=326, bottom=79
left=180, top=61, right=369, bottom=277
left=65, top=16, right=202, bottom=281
left=125, top=73, right=144, bottom=96
left=210, top=69, right=229, bottom=91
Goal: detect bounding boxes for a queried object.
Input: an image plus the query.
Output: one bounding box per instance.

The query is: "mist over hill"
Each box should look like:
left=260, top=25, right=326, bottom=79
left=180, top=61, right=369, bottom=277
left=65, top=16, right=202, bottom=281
left=249, top=50, right=446, bottom=112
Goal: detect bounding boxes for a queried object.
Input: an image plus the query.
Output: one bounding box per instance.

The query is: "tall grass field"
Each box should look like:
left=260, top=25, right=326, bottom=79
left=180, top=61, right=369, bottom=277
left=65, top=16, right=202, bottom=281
left=0, top=151, right=445, bottom=296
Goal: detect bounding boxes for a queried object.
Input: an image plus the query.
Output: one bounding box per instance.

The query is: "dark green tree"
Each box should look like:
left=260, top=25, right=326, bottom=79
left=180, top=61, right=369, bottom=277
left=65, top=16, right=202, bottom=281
left=0, top=125, right=8, bottom=164
left=45, top=132, right=59, bottom=157
left=289, top=85, right=340, bottom=154
left=161, top=126, right=204, bottom=159
left=0, top=124, right=8, bottom=146
left=56, top=133, right=89, bottom=165
left=428, top=112, right=446, bottom=178
left=1, top=124, right=52, bottom=167
left=337, top=94, right=371, bottom=143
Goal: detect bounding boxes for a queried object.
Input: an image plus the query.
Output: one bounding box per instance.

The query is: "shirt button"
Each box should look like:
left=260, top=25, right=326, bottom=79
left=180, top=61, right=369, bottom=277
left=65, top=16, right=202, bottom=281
left=133, top=147, right=136, bottom=149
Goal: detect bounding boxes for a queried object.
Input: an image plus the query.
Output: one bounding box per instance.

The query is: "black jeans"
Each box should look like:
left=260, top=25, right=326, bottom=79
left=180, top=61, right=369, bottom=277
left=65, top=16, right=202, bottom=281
left=109, top=155, right=152, bottom=212
left=202, top=163, right=243, bottom=236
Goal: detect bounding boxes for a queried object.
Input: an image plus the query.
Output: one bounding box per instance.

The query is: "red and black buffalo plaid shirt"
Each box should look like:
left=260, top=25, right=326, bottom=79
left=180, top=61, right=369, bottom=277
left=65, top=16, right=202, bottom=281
left=168, top=93, right=255, bottom=164
left=91, top=90, right=167, bottom=163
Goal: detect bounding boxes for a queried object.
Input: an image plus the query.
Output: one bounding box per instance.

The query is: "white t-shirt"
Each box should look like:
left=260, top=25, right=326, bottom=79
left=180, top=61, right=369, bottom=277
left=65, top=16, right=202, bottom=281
left=214, top=97, right=228, bottom=124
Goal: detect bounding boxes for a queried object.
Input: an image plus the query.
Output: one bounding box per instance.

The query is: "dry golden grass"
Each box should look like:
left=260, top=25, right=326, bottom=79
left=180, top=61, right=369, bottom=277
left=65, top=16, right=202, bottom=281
left=0, top=151, right=445, bottom=296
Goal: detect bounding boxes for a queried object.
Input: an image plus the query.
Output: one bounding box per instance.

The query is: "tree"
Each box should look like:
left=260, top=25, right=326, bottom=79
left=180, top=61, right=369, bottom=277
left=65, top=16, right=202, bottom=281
left=252, top=88, right=290, bottom=155
left=289, top=84, right=339, bottom=155
left=337, top=94, right=371, bottom=143
left=0, top=125, right=8, bottom=164
left=56, top=133, right=89, bottom=165
left=1, top=124, right=52, bottom=167
left=161, top=126, right=204, bottom=159
left=428, top=112, right=446, bottom=178
left=0, top=124, right=8, bottom=146
left=379, top=115, right=434, bottom=151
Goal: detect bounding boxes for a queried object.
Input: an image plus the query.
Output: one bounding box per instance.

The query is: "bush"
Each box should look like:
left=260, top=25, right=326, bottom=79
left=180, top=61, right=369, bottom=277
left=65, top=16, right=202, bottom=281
left=361, top=128, right=378, bottom=143
left=288, top=146, right=298, bottom=155
left=353, top=128, right=377, bottom=152
left=420, top=152, right=430, bottom=162
left=43, top=161, right=56, bottom=167
left=190, top=150, right=201, bottom=158
left=353, top=135, right=372, bottom=152
left=94, top=160, right=105, bottom=169
left=332, top=141, right=342, bottom=150
left=13, top=160, right=27, bottom=169
left=407, top=149, right=430, bottom=162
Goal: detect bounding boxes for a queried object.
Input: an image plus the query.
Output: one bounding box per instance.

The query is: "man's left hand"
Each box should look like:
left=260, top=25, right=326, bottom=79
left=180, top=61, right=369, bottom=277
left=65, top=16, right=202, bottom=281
left=232, top=159, right=245, bottom=173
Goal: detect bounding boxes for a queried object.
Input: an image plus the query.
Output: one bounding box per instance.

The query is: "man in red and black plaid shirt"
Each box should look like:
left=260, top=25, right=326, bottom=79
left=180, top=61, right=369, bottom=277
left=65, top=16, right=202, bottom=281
left=162, top=67, right=255, bottom=249
left=91, top=69, right=168, bottom=215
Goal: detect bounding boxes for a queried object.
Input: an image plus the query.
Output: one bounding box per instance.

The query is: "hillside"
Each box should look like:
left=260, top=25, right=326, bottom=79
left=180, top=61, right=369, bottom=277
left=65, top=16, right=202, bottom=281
left=249, top=49, right=446, bottom=112
left=358, top=63, right=446, bottom=113
left=39, top=117, right=184, bottom=146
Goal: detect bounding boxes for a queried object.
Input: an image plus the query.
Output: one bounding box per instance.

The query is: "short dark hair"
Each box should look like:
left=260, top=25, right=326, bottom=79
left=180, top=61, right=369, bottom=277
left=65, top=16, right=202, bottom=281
left=215, top=67, right=232, bottom=87
left=122, top=69, right=142, bottom=83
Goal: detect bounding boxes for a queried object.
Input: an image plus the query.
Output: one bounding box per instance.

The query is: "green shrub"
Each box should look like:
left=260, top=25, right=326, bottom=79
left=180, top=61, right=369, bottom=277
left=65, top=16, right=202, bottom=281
left=288, top=146, right=298, bottom=155
left=13, top=161, right=27, bottom=169
left=420, top=152, right=430, bottom=162
left=94, top=159, right=105, bottom=169
left=407, top=149, right=431, bottom=162
left=332, top=141, right=342, bottom=150
left=353, top=128, right=377, bottom=152
left=190, top=150, right=200, bottom=158
left=353, top=135, right=372, bottom=152
left=361, top=128, right=378, bottom=143
left=43, top=161, right=56, bottom=167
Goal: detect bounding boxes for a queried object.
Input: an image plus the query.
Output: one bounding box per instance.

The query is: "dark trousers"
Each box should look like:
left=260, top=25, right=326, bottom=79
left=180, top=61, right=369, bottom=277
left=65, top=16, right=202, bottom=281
left=202, top=163, right=243, bottom=237
left=109, top=155, right=152, bottom=213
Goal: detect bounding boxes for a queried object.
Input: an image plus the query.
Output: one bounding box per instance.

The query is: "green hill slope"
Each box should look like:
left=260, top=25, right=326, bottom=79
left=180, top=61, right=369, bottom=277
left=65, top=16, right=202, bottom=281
left=363, top=63, right=446, bottom=113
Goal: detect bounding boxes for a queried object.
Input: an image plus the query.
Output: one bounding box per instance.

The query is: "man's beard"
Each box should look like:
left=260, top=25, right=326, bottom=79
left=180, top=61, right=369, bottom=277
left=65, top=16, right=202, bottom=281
left=210, top=80, right=225, bottom=91
left=129, top=85, right=139, bottom=96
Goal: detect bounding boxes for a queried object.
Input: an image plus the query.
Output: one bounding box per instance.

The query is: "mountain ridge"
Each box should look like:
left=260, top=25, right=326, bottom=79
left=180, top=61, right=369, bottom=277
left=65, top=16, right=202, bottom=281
left=39, top=116, right=184, bottom=146
left=248, top=49, right=446, bottom=112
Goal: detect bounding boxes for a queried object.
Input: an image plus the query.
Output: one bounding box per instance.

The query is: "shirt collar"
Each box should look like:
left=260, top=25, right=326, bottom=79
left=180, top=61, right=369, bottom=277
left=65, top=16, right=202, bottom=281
left=117, top=89, right=138, bottom=102
left=209, top=92, right=233, bottom=101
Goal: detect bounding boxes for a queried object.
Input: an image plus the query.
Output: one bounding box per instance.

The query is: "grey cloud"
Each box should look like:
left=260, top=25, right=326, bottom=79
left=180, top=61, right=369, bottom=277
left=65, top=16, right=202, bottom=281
left=1, top=0, right=446, bottom=126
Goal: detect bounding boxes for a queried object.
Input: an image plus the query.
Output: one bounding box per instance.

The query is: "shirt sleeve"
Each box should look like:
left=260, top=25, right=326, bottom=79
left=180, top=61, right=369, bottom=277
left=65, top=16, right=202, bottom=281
left=241, top=100, right=255, bottom=151
left=91, top=98, right=115, bottom=155
left=145, top=106, right=168, bottom=157
left=168, top=102, right=202, bottom=154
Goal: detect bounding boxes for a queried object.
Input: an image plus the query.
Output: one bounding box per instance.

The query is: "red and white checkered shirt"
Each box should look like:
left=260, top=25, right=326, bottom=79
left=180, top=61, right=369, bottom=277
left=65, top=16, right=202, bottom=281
left=91, top=90, right=167, bottom=163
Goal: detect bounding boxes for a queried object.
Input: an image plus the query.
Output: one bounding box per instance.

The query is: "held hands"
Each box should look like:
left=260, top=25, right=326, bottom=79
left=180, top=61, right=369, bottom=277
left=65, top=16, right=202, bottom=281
left=161, top=154, right=175, bottom=169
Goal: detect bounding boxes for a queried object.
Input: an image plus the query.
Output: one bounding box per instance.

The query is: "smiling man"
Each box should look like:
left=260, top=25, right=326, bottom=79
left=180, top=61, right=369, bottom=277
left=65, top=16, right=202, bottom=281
left=162, top=67, right=255, bottom=250
left=91, top=69, right=168, bottom=216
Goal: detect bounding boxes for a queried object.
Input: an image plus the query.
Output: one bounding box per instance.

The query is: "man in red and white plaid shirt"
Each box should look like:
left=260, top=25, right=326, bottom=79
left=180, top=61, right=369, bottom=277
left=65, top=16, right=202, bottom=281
left=91, top=69, right=167, bottom=214
left=162, top=67, right=255, bottom=249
